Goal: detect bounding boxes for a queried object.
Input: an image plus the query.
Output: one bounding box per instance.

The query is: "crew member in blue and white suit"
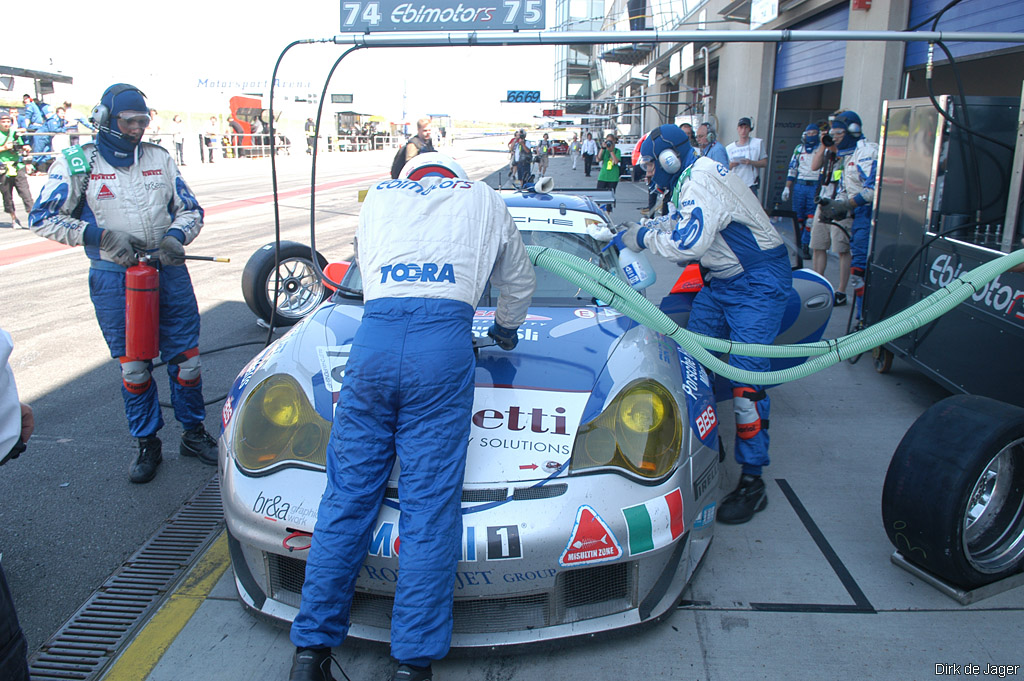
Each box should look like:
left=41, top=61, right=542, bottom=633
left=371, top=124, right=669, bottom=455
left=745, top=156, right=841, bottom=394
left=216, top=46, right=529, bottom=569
left=781, top=124, right=822, bottom=259
left=815, top=110, right=878, bottom=297
left=288, top=153, right=536, bottom=681
left=615, top=124, right=791, bottom=525
left=29, top=84, right=216, bottom=484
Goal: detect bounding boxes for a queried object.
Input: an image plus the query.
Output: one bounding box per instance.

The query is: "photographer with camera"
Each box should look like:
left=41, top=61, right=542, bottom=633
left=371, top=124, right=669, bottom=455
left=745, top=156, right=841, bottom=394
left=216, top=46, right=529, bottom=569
left=596, top=135, right=621, bottom=214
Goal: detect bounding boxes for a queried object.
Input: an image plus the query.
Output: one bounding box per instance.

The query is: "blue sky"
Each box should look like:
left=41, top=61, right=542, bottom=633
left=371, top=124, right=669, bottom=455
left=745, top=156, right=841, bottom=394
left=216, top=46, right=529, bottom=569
left=10, top=0, right=559, bottom=122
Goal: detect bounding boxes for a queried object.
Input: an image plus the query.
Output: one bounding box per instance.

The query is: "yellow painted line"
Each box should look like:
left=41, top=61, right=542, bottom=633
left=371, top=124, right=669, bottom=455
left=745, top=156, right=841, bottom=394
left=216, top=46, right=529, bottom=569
left=103, top=531, right=230, bottom=681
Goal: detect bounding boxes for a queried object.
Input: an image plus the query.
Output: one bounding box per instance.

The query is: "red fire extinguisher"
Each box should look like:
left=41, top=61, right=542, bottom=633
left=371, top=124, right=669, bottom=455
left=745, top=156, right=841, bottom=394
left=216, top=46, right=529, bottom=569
left=125, top=260, right=160, bottom=360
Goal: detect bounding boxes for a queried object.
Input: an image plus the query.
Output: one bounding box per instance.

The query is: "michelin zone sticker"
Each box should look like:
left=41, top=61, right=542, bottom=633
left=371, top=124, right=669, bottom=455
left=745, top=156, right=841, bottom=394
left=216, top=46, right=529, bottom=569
left=559, top=505, right=622, bottom=567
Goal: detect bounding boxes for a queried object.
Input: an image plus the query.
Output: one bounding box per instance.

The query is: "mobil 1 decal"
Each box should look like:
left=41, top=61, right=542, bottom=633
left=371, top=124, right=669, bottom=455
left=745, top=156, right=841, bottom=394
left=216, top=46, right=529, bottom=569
left=559, top=505, right=622, bottom=567
left=465, top=387, right=589, bottom=481
left=367, top=521, right=523, bottom=561
left=678, top=348, right=718, bottom=449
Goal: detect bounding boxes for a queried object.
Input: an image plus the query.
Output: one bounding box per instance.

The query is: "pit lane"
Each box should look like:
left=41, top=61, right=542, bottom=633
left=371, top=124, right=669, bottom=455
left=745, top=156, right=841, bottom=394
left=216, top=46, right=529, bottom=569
left=3, top=141, right=1022, bottom=680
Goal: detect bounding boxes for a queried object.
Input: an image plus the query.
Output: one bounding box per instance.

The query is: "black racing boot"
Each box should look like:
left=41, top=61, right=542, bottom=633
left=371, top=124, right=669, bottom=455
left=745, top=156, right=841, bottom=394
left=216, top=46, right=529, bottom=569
left=289, top=648, right=334, bottom=681
left=717, top=474, right=767, bottom=525
left=180, top=425, right=218, bottom=466
left=391, top=664, right=433, bottom=681
left=129, top=436, right=162, bottom=484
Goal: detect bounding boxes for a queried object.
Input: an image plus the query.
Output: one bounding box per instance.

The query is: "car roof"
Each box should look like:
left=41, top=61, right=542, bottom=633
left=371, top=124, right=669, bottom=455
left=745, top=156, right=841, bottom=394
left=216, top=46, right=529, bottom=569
left=500, top=190, right=604, bottom=216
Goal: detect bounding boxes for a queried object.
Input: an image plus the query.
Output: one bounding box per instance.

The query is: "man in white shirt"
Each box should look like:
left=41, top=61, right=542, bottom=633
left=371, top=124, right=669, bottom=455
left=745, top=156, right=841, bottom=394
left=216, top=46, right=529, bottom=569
left=726, top=117, right=768, bottom=197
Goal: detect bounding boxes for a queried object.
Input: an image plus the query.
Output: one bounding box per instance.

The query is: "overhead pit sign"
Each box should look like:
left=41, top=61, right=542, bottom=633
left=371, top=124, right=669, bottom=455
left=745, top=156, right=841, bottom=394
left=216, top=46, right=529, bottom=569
left=340, top=0, right=546, bottom=32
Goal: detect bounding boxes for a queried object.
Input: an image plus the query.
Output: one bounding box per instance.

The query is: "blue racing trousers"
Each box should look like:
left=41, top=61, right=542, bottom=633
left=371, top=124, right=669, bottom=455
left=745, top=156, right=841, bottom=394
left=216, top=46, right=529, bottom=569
left=849, top=205, right=872, bottom=273
left=89, top=263, right=205, bottom=438
left=792, top=181, right=817, bottom=246
left=291, top=297, right=475, bottom=663
left=687, top=252, right=791, bottom=475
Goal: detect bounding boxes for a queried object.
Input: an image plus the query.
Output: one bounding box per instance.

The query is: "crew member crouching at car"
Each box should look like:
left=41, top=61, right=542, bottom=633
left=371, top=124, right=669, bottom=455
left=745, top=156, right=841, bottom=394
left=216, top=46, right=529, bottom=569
left=288, top=153, right=536, bottom=681
left=613, top=124, right=791, bottom=525
left=28, top=84, right=217, bottom=484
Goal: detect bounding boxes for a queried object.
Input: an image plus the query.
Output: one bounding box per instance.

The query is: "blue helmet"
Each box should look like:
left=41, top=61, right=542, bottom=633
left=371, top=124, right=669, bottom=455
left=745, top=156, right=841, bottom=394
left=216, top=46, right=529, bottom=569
left=638, top=124, right=697, bottom=191
left=831, top=111, right=862, bottom=150
left=94, top=84, right=148, bottom=167
left=801, top=123, right=820, bottom=149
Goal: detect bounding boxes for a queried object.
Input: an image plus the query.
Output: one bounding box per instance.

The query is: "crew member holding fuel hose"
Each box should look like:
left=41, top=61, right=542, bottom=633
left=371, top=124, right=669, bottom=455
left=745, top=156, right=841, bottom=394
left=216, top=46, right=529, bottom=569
left=612, top=124, right=791, bottom=524
left=28, top=83, right=217, bottom=484
left=288, top=153, right=535, bottom=681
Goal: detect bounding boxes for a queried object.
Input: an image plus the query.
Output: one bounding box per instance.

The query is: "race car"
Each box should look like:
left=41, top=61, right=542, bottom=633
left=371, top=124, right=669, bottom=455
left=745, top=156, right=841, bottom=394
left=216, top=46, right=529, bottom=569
left=550, top=139, right=569, bottom=155
left=221, top=188, right=724, bottom=646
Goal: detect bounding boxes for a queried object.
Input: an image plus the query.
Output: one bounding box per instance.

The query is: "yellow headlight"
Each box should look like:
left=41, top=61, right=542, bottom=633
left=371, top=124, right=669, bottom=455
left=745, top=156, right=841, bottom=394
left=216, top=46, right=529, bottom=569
left=570, top=379, right=682, bottom=480
left=618, top=388, right=666, bottom=433
left=234, top=375, right=331, bottom=473
left=262, top=383, right=300, bottom=427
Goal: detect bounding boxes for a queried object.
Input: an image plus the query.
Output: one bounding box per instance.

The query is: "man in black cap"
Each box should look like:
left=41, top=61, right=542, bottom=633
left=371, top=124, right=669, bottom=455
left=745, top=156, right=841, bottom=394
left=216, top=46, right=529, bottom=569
left=726, top=117, right=767, bottom=196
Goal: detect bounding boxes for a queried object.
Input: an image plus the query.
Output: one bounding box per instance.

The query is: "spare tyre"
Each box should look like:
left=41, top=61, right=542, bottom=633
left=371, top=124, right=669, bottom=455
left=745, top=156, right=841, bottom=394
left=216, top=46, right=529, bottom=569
left=242, top=241, right=329, bottom=327
left=882, top=394, right=1024, bottom=590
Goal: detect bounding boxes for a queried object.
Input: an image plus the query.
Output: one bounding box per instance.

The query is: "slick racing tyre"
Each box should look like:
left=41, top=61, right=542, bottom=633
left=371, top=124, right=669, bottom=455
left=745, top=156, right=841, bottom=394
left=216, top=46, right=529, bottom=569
left=882, top=395, right=1024, bottom=590
left=242, top=241, right=329, bottom=327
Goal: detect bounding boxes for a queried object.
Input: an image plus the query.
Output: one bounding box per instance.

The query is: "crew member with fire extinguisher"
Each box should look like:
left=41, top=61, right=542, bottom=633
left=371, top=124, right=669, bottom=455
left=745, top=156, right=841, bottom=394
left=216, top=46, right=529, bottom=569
left=28, top=83, right=217, bottom=484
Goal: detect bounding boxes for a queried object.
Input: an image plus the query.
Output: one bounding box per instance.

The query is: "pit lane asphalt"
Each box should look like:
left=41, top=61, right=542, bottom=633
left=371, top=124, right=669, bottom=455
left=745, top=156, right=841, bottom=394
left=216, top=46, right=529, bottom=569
left=4, top=141, right=1023, bottom=680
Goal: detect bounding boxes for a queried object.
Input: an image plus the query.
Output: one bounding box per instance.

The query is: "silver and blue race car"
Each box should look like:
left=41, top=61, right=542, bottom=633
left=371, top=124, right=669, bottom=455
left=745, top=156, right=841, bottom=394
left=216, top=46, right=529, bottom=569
left=222, top=188, right=828, bottom=645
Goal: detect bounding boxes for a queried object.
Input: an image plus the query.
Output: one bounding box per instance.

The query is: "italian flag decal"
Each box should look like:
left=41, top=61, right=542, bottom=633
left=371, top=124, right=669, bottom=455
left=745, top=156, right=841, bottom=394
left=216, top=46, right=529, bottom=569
left=621, top=488, right=685, bottom=556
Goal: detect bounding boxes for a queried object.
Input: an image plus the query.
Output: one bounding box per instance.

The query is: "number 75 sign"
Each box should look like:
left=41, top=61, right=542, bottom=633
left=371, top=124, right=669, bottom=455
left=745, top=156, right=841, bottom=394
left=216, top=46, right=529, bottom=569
left=340, top=0, right=546, bottom=32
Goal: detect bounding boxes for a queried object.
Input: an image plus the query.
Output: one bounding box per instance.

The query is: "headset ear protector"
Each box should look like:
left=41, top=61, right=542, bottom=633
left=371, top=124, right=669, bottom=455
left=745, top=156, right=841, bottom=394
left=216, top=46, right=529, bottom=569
left=648, top=126, right=683, bottom=175
left=90, top=84, right=147, bottom=129
left=702, top=122, right=716, bottom=145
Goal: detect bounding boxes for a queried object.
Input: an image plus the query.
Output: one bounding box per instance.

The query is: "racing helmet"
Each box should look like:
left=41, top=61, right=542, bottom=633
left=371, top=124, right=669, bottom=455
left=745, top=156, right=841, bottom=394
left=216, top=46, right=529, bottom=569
left=801, top=123, right=820, bottom=145
left=831, top=111, right=862, bottom=138
left=400, top=152, right=468, bottom=180
left=638, top=124, right=696, bottom=191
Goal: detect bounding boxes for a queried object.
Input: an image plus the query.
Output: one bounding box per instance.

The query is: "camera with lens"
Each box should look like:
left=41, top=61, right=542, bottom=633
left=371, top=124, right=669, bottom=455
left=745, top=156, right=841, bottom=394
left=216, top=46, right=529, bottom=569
left=604, top=139, right=614, bottom=148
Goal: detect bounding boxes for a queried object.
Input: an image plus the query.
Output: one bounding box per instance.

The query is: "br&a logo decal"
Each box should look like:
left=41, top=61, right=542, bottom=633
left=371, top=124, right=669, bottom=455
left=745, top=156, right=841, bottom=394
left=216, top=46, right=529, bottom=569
left=559, top=505, right=622, bottom=567
left=97, top=184, right=115, bottom=200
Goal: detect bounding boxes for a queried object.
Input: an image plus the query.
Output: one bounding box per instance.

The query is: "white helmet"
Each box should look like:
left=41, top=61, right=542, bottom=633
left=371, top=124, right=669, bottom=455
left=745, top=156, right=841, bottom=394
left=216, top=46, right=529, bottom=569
left=401, top=152, right=468, bottom=181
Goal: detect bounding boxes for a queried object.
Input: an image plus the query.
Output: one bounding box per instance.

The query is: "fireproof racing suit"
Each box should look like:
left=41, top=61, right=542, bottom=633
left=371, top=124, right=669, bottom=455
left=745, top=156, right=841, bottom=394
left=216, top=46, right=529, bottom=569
left=833, top=137, right=878, bottom=279
left=634, top=157, right=792, bottom=475
left=291, top=176, right=536, bottom=663
left=28, top=142, right=206, bottom=438
left=787, top=141, right=821, bottom=247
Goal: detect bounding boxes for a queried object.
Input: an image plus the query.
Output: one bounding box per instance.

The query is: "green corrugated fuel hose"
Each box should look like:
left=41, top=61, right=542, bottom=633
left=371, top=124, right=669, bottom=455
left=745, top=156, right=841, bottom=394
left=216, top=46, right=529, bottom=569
left=525, top=245, right=1024, bottom=385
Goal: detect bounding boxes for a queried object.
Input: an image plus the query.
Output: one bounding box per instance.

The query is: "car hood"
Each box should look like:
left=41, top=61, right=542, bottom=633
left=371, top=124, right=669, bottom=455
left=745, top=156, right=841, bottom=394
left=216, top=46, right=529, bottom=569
left=226, top=302, right=639, bottom=485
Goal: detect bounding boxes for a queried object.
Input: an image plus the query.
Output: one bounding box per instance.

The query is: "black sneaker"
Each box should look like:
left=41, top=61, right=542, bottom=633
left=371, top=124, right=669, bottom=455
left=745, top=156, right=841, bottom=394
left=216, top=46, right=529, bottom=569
left=130, top=436, right=162, bottom=484
left=391, top=664, right=433, bottom=681
left=834, top=292, right=847, bottom=306
left=717, top=474, right=767, bottom=524
left=800, top=244, right=811, bottom=259
left=180, top=425, right=218, bottom=466
left=289, top=648, right=334, bottom=681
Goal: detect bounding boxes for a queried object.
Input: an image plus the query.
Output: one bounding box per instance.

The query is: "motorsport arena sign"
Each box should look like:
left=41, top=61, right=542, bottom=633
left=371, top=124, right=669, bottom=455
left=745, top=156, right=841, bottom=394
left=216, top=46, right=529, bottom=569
left=339, top=0, right=545, bottom=32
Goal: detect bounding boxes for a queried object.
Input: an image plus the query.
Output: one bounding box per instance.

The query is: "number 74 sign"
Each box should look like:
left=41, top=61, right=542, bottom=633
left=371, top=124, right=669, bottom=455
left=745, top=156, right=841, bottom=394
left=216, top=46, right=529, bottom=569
left=340, top=0, right=546, bottom=32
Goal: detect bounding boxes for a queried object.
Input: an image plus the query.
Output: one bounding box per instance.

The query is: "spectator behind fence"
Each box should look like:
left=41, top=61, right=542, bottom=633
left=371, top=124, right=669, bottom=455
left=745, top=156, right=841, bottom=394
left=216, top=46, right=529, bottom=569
left=171, top=115, right=186, bottom=165
left=1, top=113, right=33, bottom=229
left=203, top=116, right=218, bottom=163
left=62, top=101, right=96, bottom=146
left=148, top=109, right=164, bottom=147
left=305, top=117, right=316, bottom=154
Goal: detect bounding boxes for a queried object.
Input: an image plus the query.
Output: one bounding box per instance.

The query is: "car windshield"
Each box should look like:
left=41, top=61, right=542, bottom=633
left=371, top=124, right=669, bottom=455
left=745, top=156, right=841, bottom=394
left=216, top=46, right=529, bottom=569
left=339, top=228, right=619, bottom=307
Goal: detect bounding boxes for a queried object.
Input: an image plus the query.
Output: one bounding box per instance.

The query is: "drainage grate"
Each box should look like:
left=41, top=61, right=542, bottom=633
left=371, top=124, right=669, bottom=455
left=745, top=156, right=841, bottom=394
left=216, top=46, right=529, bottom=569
left=27, top=476, right=225, bottom=681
